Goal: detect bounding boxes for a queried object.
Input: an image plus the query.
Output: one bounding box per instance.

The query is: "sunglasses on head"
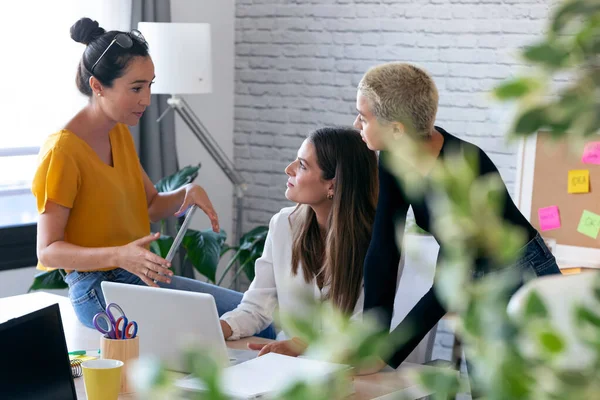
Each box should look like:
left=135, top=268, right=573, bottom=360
left=90, top=29, right=146, bottom=75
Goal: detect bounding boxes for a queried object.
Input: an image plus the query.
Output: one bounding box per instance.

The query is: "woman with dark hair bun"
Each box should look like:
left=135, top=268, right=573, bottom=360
left=32, top=18, right=221, bottom=328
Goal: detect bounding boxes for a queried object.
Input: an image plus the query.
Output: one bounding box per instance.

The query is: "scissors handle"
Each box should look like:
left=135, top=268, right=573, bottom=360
left=105, top=303, right=126, bottom=324
left=124, top=320, right=138, bottom=339
left=114, top=317, right=138, bottom=339
left=93, top=312, right=116, bottom=339
left=114, top=316, right=124, bottom=340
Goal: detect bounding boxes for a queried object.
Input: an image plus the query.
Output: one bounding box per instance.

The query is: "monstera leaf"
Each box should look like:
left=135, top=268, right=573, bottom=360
left=218, top=225, right=268, bottom=286
left=182, top=228, right=227, bottom=283
left=29, top=269, right=68, bottom=292
left=154, top=164, right=201, bottom=193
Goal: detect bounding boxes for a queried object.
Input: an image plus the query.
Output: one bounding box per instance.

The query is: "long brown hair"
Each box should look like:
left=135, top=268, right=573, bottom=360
left=290, top=127, right=378, bottom=314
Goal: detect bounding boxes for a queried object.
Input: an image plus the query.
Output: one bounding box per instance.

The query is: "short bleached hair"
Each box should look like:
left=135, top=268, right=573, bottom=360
left=358, top=62, right=439, bottom=138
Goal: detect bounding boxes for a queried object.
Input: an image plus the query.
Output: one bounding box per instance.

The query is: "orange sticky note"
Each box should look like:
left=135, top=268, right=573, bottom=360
left=568, top=170, right=590, bottom=194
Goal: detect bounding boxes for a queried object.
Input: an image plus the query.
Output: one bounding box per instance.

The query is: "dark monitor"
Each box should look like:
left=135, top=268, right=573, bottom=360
left=0, top=303, right=77, bottom=400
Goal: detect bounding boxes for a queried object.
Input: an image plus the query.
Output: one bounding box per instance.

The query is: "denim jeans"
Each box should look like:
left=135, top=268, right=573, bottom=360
left=467, top=232, right=562, bottom=398
left=472, top=232, right=561, bottom=288
left=63, top=269, right=277, bottom=339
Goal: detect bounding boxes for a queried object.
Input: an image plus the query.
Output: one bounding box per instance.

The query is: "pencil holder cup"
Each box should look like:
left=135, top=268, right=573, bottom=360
left=100, top=335, right=139, bottom=394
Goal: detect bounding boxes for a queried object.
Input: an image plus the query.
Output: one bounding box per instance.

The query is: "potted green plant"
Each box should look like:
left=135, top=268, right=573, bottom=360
left=149, top=164, right=268, bottom=286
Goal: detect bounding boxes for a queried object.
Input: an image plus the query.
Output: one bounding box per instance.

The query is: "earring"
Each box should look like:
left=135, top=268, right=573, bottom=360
left=327, top=193, right=333, bottom=200
left=97, top=92, right=101, bottom=97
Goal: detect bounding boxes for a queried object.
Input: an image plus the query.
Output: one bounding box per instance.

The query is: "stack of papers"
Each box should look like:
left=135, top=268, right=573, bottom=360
left=176, top=352, right=351, bottom=399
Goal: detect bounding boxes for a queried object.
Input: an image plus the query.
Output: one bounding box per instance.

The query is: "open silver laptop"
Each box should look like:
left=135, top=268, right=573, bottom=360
left=101, top=281, right=257, bottom=373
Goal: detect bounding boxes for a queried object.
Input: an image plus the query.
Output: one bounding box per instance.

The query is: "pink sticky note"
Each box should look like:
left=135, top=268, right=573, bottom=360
left=538, top=206, right=561, bottom=231
left=582, top=142, right=600, bottom=164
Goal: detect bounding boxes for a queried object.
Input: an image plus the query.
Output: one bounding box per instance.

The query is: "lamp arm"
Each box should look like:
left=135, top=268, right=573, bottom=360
left=159, top=95, right=248, bottom=290
left=163, top=95, right=247, bottom=196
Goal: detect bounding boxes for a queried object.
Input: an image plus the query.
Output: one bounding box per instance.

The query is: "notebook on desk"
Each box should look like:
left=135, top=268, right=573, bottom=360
left=175, top=352, right=351, bottom=399
left=0, top=304, right=77, bottom=400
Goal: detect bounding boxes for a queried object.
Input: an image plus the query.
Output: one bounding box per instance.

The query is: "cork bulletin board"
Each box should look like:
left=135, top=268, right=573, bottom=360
left=516, top=132, right=600, bottom=268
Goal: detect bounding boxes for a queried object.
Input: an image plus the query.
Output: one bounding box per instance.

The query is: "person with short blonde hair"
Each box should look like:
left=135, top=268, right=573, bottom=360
left=354, top=62, right=561, bottom=374
left=357, top=62, right=438, bottom=139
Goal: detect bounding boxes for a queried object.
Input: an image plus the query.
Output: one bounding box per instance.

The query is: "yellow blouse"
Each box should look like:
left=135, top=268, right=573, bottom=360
left=31, top=123, right=150, bottom=271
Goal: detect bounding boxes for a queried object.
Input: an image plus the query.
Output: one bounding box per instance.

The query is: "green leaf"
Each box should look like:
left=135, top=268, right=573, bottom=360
left=523, top=291, right=549, bottom=319
left=149, top=235, right=174, bottom=259
left=352, top=330, right=391, bottom=363
left=593, top=287, right=600, bottom=303
left=556, top=370, right=591, bottom=386
left=184, top=348, right=228, bottom=400
left=243, top=244, right=265, bottom=281
left=551, top=0, right=584, bottom=33
left=575, top=305, right=600, bottom=328
left=592, top=275, right=600, bottom=304
left=417, top=368, right=463, bottom=400
left=522, top=42, right=570, bottom=68
left=229, top=225, right=268, bottom=282
left=220, top=243, right=234, bottom=257
left=494, top=78, right=540, bottom=100
left=28, top=269, right=68, bottom=292
left=538, top=330, right=565, bottom=354
left=551, top=0, right=600, bottom=34
left=463, top=299, right=482, bottom=337
left=239, top=226, right=269, bottom=249
left=495, top=350, right=533, bottom=398
left=154, top=164, right=201, bottom=193
left=182, top=228, right=226, bottom=283
left=514, top=107, right=548, bottom=136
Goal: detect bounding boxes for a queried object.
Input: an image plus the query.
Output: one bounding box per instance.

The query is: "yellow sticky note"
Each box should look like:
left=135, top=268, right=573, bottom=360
left=568, top=170, right=590, bottom=193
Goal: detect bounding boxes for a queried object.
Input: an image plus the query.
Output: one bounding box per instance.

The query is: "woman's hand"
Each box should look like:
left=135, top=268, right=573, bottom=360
left=115, top=233, right=173, bottom=287
left=175, top=184, right=220, bottom=233
left=247, top=338, right=307, bottom=357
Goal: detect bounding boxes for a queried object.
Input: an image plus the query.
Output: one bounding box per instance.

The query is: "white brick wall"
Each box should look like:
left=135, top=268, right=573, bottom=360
left=234, top=0, right=558, bottom=230
left=234, top=0, right=559, bottom=364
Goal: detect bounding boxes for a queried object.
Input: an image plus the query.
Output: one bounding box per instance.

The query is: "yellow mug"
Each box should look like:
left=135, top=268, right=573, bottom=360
left=82, top=359, right=124, bottom=400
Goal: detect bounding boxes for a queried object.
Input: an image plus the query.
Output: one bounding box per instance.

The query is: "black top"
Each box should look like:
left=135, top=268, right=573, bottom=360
left=363, top=126, right=537, bottom=368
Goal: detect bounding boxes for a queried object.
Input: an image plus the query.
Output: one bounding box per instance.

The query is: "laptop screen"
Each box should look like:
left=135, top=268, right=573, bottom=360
left=0, top=303, right=76, bottom=400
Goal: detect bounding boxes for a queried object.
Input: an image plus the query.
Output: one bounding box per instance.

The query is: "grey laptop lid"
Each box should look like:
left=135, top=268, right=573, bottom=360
left=101, top=281, right=229, bottom=372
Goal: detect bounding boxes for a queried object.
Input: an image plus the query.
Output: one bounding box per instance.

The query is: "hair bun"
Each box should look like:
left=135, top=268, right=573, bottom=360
left=70, top=17, right=105, bottom=45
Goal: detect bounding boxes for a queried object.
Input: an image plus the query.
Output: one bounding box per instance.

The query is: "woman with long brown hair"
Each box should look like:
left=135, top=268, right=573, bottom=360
left=219, top=126, right=378, bottom=356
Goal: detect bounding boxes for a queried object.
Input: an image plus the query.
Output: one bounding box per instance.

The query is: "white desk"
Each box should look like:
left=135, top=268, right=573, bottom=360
left=0, top=292, right=441, bottom=399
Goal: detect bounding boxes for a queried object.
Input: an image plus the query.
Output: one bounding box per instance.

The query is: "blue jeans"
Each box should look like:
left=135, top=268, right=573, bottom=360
left=467, top=232, right=561, bottom=397
left=471, top=232, right=562, bottom=284
left=63, top=269, right=277, bottom=339
left=513, top=232, right=562, bottom=277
